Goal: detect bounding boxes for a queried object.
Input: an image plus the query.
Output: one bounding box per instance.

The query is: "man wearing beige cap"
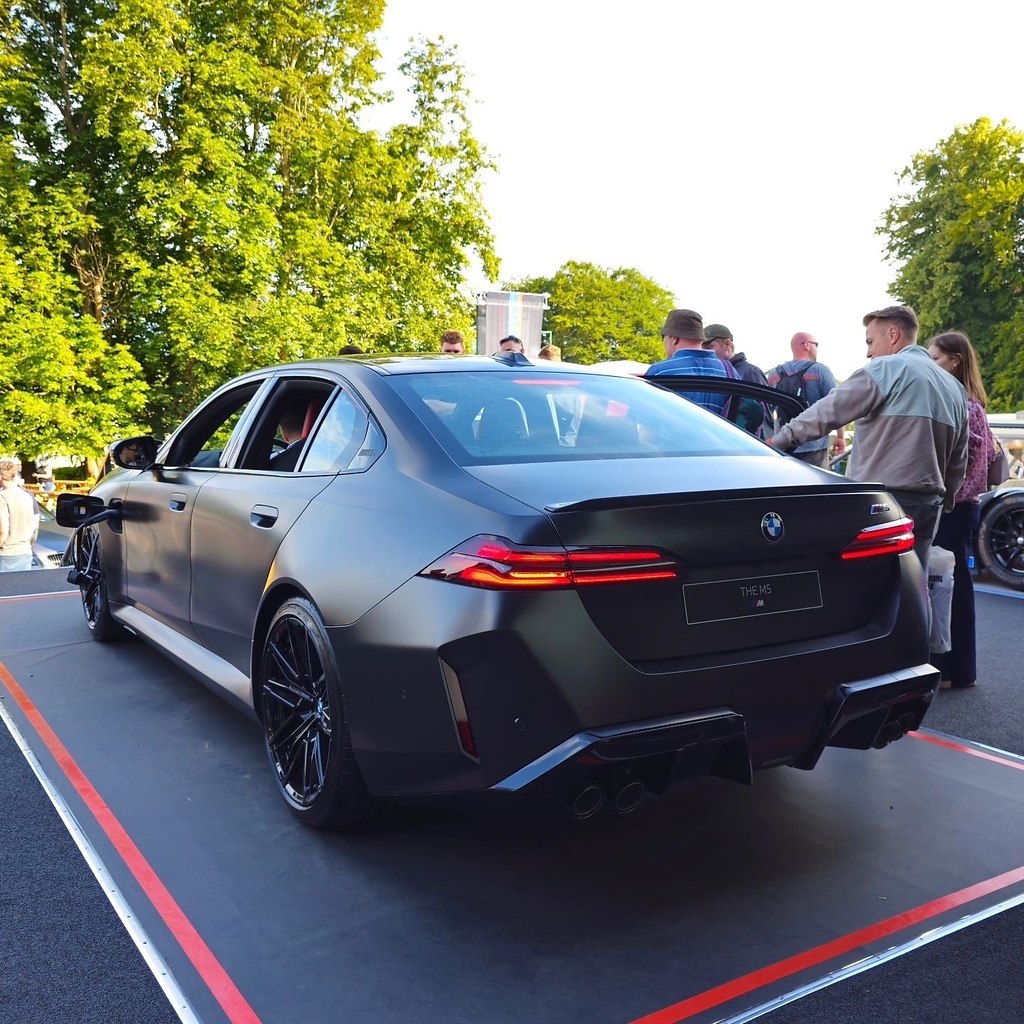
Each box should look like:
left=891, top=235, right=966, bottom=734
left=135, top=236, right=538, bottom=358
left=645, top=309, right=738, bottom=417
left=0, top=457, right=39, bottom=572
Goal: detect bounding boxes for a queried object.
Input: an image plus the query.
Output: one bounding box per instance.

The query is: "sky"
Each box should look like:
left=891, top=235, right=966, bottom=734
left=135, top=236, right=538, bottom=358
left=373, top=1, right=1024, bottom=379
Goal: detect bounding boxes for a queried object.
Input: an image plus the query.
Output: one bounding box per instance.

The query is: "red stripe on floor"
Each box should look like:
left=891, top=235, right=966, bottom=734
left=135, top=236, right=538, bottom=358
left=629, top=862, right=1024, bottom=1024
left=0, top=662, right=263, bottom=1024
left=910, top=729, right=1024, bottom=772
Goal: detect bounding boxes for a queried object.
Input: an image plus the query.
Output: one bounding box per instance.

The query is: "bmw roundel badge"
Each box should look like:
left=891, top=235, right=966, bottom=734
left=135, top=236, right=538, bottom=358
left=761, top=512, right=784, bottom=543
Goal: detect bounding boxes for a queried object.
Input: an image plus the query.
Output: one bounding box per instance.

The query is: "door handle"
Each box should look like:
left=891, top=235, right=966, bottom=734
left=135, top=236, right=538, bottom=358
left=250, top=504, right=279, bottom=528
left=169, top=492, right=187, bottom=512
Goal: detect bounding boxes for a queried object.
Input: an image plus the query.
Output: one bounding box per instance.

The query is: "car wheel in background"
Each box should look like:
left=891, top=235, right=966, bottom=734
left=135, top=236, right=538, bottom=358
left=73, top=527, right=128, bottom=641
left=259, top=597, right=379, bottom=829
left=977, top=491, right=1024, bottom=590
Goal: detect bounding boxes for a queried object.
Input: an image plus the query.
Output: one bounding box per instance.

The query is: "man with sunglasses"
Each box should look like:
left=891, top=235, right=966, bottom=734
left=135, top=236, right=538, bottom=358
left=767, top=332, right=844, bottom=466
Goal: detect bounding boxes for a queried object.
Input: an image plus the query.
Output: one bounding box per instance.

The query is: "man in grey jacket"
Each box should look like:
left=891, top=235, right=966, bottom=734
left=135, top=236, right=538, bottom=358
left=771, top=305, right=969, bottom=569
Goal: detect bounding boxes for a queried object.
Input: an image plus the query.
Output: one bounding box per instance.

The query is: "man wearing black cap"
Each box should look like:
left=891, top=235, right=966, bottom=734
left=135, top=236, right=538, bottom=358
left=703, top=324, right=768, bottom=435
left=645, top=309, right=738, bottom=417
left=703, top=325, right=767, bottom=387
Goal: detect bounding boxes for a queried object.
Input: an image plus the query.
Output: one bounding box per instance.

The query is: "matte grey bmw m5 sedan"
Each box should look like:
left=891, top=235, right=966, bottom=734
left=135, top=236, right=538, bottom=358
left=58, top=353, right=939, bottom=828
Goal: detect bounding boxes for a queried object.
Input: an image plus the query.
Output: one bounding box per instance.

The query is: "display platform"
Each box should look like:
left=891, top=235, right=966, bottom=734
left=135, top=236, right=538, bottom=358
left=2, top=589, right=1023, bottom=1024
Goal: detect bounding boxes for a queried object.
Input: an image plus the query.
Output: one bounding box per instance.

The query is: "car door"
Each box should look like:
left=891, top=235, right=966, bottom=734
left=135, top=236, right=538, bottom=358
left=122, top=378, right=270, bottom=640
left=188, top=375, right=373, bottom=675
left=645, top=375, right=807, bottom=440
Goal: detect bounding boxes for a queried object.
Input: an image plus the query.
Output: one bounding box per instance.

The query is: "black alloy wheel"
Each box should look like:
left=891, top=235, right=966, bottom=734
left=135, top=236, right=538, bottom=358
left=977, top=492, right=1024, bottom=590
left=259, top=597, right=377, bottom=828
left=73, top=527, right=126, bottom=642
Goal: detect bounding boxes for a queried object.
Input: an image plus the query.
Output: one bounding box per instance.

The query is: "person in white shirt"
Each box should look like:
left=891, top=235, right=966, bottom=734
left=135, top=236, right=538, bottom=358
left=0, top=458, right=40, bottom=572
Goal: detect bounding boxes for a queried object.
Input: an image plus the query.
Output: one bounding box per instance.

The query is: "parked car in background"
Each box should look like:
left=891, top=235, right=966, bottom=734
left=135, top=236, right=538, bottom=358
left=975, top=415, right=1024, bottom=590
left=58, top=353, right=938, bottom=829
left=32, top=506, right=73, bottom=569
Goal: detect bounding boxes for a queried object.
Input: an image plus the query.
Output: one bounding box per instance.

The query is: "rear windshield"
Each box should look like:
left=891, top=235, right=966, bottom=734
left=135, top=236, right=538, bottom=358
left=387, top=370, right=769, bottom=464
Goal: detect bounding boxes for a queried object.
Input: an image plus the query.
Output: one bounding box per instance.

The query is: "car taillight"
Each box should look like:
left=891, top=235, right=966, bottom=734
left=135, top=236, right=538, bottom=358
left=840, top=518, right=915, bottom=560
left=419, top=536, right=679, bottom=589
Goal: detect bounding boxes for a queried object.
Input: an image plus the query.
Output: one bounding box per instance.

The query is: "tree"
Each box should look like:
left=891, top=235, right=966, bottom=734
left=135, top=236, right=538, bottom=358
left=880, top=117, right=1024, bottom=411
left=0, top=137, right=148, bottom=463
left=506, top=261, right=673, bottom=364
left=1, top=2, right=496, bottom=442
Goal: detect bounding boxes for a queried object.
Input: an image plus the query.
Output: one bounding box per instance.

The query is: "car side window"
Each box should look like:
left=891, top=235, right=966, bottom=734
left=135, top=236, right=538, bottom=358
left=163, top=382, right=266, bottom=468
left=301, top=391, right=376, bottom=474
left=232, top=379, right=339, bottom=472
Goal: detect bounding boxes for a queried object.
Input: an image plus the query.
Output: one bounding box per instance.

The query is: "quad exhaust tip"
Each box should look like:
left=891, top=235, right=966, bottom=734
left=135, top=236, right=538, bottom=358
left=612, top=779, right=646, bottom=815
left=569, top=784, right=605, bottom=820
left=569, top=779, right=647, bottom=819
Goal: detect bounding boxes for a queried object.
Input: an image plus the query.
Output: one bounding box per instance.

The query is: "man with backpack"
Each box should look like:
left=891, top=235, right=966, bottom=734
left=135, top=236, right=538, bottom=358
left=767, top=332, right=846, bottom=467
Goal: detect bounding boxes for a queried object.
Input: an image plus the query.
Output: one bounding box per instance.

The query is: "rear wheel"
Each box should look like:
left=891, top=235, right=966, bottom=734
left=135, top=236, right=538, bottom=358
left=977, top=492, right=1024, bottom=590
left=259, top=597, right=379, bottom=828
left=72, top=527, right=127, bottom=642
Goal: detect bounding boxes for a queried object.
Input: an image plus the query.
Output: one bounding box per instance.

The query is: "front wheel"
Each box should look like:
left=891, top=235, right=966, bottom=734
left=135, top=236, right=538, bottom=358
left=259, top=597, right=380, bottom=829
left=72, top=527, right=127, bottom=642
left=977, top=492, right=1024, bottom=590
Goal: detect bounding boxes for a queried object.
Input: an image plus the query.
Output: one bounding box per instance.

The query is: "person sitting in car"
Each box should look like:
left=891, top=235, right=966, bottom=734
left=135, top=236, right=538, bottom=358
left=269, top=402, right=310, bottom=471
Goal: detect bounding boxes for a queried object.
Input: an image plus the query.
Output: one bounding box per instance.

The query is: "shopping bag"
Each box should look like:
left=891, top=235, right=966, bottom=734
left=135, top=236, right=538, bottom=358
left=927, top=545, right=955, bottom=654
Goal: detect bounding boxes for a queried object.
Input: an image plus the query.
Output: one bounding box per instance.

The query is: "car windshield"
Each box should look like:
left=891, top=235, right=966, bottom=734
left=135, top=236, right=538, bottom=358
left=388, top=370, right=769, bottom=464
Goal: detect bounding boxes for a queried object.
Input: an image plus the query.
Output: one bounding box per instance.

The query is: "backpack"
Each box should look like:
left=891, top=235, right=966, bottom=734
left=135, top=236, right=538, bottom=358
left=769, top=363, right=812, bottom=427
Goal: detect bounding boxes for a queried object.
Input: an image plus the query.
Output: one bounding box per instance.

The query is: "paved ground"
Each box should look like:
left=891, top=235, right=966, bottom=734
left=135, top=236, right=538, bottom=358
left=1, top=569, right=1021, bottom=1023
left=762, top=578, right=1024, bottom=1024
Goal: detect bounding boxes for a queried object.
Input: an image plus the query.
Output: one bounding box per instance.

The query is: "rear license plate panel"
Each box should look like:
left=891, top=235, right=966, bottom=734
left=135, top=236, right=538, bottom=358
left=683, top=570, right=822, bottom=625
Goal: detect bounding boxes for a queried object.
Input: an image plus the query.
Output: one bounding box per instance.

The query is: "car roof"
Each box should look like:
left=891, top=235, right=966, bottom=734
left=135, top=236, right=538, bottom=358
left=257, top=354, right=624, bottom=378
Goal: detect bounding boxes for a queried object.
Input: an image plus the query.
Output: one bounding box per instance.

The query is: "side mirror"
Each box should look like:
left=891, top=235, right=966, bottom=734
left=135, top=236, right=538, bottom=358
left=111, top=436, right=159, bottom=470
left=55, top=493, right=107, bottom=529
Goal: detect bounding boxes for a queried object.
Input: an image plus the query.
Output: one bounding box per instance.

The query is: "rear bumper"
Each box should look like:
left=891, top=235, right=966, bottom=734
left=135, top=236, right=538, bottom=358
left=335, top=573, right=937, bottom=803
left=491, top=662, right=940, bottom=797
left=793, top=661, right=939, bottom=769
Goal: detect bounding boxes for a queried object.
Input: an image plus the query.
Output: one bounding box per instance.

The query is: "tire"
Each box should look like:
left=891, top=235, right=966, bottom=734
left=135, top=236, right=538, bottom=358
left=73, top=527, right=127, bottom=642
left=977, top=492, right=1024, bottom=590
left=259, top=597, right=379, bottom=829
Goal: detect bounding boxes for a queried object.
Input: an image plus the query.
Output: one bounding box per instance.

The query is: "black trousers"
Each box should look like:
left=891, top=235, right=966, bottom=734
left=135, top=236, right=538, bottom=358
left=931, top=502, right=981, bottom=686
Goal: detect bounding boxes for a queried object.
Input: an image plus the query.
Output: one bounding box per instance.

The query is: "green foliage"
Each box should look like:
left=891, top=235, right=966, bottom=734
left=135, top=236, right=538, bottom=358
left=506, top=261, right=673, bottom=364
left=880, top=117, right=1024, bottom=411
left=1, top=2, right=496, bottom=444
left=0, top=138, right=148, bottom=456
